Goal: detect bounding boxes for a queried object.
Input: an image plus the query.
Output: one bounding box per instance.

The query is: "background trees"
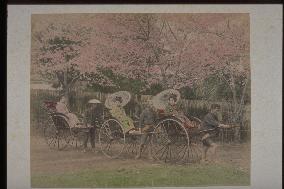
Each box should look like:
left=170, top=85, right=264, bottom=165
left=31, top=13, right=250, bottom=125
left=32, top=18, right=93, bottom=104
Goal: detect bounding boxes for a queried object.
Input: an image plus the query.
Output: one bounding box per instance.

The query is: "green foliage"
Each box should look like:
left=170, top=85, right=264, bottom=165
left=144, top=83, right=164, bottom=95
left=31, top=164, right=250, bottom=188
left=186, top=105, right=209, bottom=119
left=30, top=90, right=60, bottom=132
left=117, top=77, right=146, bottom=94
left=86, top=68, right=147, bottom=94
left=86, top=83, right=116, bottom=93
left=86, top=68, right=168, bottom=96
left=179, top=74, right=250, bottom=104
left=180, top=86, right=199, bottom=100
left=35, top=24, right=92, bottom=95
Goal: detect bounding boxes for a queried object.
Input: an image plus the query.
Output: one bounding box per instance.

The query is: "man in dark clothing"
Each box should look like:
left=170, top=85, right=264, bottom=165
left=83, top=103, right=104, bottom=152
left=200, top=104, right=230, bottom=161
left=135, top=103, right=157, bottom=160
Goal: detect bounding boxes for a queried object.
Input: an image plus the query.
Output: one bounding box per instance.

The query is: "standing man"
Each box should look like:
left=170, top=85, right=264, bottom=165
left=84, top=100, right=104, bottom=152
left=135, top=101, right=157, bottom=160
left=200, top=104, right=231, bottom=161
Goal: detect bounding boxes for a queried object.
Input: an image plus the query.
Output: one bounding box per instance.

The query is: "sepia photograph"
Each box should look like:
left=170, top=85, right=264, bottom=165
left=30, top=13, right=251, bottom=188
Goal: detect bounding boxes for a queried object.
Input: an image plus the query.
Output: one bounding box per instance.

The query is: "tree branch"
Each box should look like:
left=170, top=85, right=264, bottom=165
left=236, top=78, right=249, bottom=118
left=166, top=21, right=178, bottom=41
left=159, top=20, right=166, bottom=37
left=219, top=72, right=234, bottom=93
left=147, top=16, right=151, bottom=39
left=136, top=18, right=148, bottom=40
left=67, top=75, right=80, bottom=89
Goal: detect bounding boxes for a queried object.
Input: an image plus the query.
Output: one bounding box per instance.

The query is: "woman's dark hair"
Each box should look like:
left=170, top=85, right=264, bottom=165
left=168, top=94, right=177, bottom=102
left=114, top=96, right=123, bottom=103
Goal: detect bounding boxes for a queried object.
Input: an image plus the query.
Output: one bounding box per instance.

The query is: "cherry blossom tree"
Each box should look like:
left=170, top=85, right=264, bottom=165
left=93, top=14, right=249, bottom=93
left=32, top=13, right=250, bottom=119
left=32, top=20, right=93, bottom=103
left=197, top=15, right=250, bottom=125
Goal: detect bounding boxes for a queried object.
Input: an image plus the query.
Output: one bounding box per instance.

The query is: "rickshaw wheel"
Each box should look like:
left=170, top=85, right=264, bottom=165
left=67, top=128, right=88, bottom=149
left=124, top=135, right=138, bottom=157
left=99, top=119, right=125, bottom=158
left=151, top=118, right=191, bottom=164
left=187, top=127, right=203, bottom=163
left=187, top=140, right=202, bottom=163
left=43, top=119, right=71, bottom=150
left=44, top=115, right=71, bottom=150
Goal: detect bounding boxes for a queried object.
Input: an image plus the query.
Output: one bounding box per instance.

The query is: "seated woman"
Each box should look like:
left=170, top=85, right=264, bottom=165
left=56, top=96, right=91, bottom=153
left=56, top=96, right=85, bottom=128
left=164, top=94, right=195, bottom=129
left=109, top=96, right=136, bottom=133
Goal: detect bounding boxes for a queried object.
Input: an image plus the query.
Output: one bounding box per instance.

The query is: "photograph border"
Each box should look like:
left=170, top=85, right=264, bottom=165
left=7, top=4, right=282, bottom=189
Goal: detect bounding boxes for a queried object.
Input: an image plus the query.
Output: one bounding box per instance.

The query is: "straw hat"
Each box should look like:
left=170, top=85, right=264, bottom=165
left=88, top=99, right=102, bottom=104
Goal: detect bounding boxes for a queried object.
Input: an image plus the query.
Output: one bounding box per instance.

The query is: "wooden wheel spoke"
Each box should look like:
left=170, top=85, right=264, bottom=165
left=151, top=118, right=190, bottom=164
left=167, top=146, right=173, bottom=162
left=99, top=119, right=125, bottom=158
left=157, top=145, right=169, bottom=160
left=174, top=144, right=188, bottom=159
left=50, top=137, right=57, bottom=147
left=159, top=147, right=168, bottom=160
left=179, top=146, right=188, bottom=161
left=106, top=141, right=112, bottom=151
left=154, top=144, right=167, bottom=155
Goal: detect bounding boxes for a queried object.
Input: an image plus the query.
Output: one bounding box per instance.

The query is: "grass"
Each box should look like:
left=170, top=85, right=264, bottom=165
left=31, top=164, right=250, bottom=188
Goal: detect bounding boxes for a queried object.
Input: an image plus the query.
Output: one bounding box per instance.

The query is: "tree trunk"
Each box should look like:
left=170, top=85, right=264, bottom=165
left=63, top=66, right=69, bottom=106
left=227, top=72, right=242, bottom=126
left=235, top=78, right=249, bottom=138
left=160, top=68, right=168, bottom=89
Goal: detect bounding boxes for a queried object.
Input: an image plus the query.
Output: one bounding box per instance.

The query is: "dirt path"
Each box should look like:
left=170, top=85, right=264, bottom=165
left=31, top=135, right=250, bottom=175
left=31, top=136, right=159, bottom=175
left=216, top=142, right=251, bottom=172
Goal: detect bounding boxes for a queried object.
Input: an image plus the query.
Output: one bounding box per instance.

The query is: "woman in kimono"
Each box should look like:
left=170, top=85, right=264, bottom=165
left=109, top=96, right=136, bottom=133
left=56, top=96, right=90, bottom=152
left=164, top=94, right=195, bottom=129
left=56, top=96, right=83, bottom=128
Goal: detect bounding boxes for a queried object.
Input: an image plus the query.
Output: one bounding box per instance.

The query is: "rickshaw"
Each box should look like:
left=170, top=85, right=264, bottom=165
left=98, top=91, right=141, bottom=159
left=98, top=90, right=203, bottom=164
left=42, top=99, right=101, bottom=150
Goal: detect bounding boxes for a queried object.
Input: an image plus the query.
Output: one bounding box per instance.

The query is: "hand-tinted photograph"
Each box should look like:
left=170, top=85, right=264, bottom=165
left=30, top=13, right=250, bottom=188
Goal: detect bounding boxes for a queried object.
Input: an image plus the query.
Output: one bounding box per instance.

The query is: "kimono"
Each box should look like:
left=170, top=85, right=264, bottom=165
left=164, top=104, right=195, bottom=129
left=56, top=102, right=81, bottom=128
left=110, top=106, right=135, bottom=132
left=199, top=112, right=221, bottom=146
left=165, top=104, right=179, bottom=115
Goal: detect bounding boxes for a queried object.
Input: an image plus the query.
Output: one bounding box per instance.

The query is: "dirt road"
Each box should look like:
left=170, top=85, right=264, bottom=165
left=31, top=135, right=250, bottom=175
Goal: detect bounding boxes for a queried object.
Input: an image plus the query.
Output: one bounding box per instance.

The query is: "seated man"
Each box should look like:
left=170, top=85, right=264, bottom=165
left=109, top=96, right=136, bottom=133
left=200, top=104, right=231, bottom=162
left=164, top=94, right=195, bottom=129
left=135, top=101, right=156, bottom=160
